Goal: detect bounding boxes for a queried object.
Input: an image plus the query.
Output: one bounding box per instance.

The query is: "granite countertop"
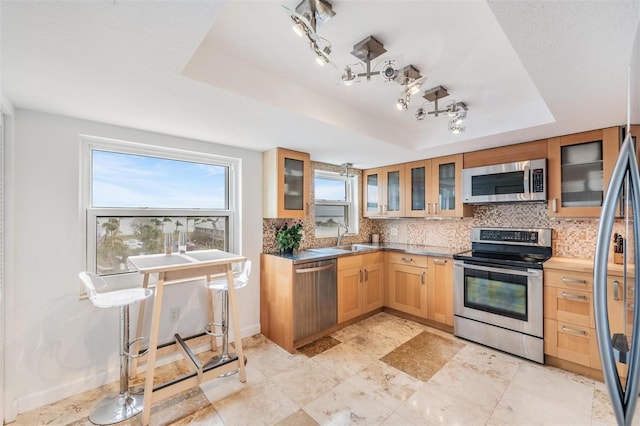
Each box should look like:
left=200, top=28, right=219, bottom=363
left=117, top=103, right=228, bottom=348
left=264, top=242, right=464, bottom=264
left=545, top=256, right=635, bottom=277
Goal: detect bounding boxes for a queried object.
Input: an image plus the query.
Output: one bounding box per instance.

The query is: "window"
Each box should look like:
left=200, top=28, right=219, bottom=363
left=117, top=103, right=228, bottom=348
left=314, top=170, right=358, bottom=238
left=83, top=136, right=239, bottom=277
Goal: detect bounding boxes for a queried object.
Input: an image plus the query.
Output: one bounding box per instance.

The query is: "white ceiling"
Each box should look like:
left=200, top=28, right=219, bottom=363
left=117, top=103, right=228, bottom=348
left=2, top=1, right=640, bottom=169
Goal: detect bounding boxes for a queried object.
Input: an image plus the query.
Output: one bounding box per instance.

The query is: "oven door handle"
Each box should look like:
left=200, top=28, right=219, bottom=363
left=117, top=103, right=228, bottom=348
left=454, top=260, right=541, bottom=277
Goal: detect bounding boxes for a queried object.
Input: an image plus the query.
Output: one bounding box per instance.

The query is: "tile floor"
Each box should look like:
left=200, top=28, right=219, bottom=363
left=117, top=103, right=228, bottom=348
left=12, top=312, right=623, bottom=425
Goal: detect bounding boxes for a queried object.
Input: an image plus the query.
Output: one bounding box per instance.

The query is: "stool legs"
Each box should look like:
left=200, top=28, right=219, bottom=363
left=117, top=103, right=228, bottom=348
left=205, top=289, right=238, bottom=371
left=89, top=304, right=144, bottom=425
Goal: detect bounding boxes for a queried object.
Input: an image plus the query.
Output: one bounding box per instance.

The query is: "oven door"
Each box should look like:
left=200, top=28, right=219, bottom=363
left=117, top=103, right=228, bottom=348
left=454, top=260, right=543, bottom=337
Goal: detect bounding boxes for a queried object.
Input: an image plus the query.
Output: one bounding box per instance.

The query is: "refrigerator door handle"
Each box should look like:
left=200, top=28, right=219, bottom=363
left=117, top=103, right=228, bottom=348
left=594, top=131, right=640, bottom=426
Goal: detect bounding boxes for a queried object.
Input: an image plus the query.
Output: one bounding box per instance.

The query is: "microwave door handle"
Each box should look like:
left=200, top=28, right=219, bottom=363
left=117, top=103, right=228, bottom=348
left=523, top=163, right=531, bottom=195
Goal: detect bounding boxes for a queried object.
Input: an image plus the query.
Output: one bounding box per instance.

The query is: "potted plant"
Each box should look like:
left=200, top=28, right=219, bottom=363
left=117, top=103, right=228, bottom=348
left=275, top=221, right=303, bottom=254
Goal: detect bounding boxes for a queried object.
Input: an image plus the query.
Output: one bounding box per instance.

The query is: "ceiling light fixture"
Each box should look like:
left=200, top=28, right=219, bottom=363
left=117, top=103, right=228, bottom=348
left=340, top=35, right=401, bottom=85
left=285, top=0, right=336, bottom=67
left=394, top=65, right=423, bottom=110
left=419, top=85, right=469, bottom=133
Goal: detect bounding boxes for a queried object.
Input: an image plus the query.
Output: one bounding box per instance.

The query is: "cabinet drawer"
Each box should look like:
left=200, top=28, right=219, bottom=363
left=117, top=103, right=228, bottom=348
left=555, top=321, right=600, bottom=369
left=544, top=269, right=593, bottom=292
left=338, top=255, right=362, bottom=271
left=362, top=251, right=383, bottom=265
left=386, top=252, right=428, bottom=268
left=544, top=286, right=593, bottom=327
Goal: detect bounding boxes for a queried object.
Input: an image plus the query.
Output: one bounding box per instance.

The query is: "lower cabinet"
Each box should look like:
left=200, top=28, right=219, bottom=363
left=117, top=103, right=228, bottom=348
left=544, top=258, right=632, bottom=378
left=337, top=252, right=384, bottom=323
left=386, top=252, right=428, bottom=318
left=427, top=257, right=454, bottom=326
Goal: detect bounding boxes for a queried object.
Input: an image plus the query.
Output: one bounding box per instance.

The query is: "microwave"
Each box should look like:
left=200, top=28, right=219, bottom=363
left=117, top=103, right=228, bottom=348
left=462, top=159, right=546, bottom=204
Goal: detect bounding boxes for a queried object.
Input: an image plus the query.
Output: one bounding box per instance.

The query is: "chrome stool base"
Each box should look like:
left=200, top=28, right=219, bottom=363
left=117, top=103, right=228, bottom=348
left=88, top=392, right=144, bottom=425
left=203, top=353, right=247, bottom=377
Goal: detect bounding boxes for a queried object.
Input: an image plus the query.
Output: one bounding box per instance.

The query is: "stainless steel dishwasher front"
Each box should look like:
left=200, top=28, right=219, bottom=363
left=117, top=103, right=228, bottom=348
left=293, top=258, right=337, bottom=341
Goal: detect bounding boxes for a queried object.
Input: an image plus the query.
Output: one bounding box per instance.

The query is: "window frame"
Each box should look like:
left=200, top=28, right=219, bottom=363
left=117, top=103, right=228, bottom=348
left=314, top=169, right=359, bottom=238
left=81, top=135, right=240, bottom=281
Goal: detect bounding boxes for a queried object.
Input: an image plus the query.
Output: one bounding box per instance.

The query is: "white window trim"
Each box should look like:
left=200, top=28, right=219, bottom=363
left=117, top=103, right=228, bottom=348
left=314, top=170, right=359, bottom=237
left=80, top=135, right=240, bottom=288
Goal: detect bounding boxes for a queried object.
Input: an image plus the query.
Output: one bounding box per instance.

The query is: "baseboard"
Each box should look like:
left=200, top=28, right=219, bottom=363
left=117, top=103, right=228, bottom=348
left=14, top=323, right=261, bottom=416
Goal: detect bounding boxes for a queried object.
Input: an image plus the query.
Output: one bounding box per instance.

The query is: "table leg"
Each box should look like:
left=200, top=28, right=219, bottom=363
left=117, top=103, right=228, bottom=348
left=130, top=273, right=150, bottom=377
left=141, top=272, right=165, bottom=426
left=226, top=265, right=246, bottom=382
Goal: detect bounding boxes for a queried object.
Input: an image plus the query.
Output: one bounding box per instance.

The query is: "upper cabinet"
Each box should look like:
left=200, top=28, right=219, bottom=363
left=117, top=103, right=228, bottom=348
left=548, top=127, right=620, bottom=217
left=402, top=155, right=471, bottom=218
left=263, top=148, right=310, bottom=219
left=363, top=164, right=405, bottom=218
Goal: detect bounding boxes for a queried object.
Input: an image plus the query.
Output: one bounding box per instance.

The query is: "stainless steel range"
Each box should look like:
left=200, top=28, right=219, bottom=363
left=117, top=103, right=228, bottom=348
left=453, top=227, right=552, bottom=363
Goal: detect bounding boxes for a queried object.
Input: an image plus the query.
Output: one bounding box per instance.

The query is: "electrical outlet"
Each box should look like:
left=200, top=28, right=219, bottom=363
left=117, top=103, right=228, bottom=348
left=390, top=227, right=398, bottom=236
left=169, top=307, right=180, bottom=323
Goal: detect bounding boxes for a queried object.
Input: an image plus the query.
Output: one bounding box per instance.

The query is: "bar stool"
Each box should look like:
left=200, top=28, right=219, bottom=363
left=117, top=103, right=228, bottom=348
left=203, top=260, right=251, bottom=371
left=79, top=271, right=153, bottom=425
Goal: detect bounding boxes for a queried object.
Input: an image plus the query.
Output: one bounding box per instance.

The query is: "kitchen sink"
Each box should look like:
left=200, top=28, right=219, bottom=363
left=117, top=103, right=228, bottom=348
left=333, top=244, right=378, bottom=251
left=308, top=244, right=377, bottom=254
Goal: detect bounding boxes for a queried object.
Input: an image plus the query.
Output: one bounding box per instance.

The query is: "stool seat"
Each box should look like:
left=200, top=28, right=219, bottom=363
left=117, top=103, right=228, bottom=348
left=205, top=261, right=251, bottom=291
left=79, top=271, right=153, bottom=425
left=90, top=287, right=153, bottom=309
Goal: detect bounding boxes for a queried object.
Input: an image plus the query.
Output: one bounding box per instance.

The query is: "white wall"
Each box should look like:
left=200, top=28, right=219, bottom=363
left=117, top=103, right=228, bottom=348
left=4, top=109, right=263, bottom=419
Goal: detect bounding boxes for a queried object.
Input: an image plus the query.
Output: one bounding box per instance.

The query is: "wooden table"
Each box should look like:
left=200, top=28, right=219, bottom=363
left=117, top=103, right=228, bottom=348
left=128, top=249, right=247, bottom=426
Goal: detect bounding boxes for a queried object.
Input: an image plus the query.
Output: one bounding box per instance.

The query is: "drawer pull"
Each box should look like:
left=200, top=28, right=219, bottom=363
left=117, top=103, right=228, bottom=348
left=401, top=257, right=414, bottom=263
left=561, top=325, right=587, bottom=336
left=420, top=271, right=425, bottom=285
left=560, top=291, right=587, bottom=300
left=364, top=268, right=369, bottom=281
left=561, top=277, right=587, bottom=285
left=432, top=259, right=448, bottom=265
left=359, top=270, right=363, bottom=283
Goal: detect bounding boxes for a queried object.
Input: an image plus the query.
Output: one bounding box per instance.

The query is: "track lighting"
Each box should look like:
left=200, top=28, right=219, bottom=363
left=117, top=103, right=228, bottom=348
left=341, top=65, right=357, bottom=85
left=418, top=86, right=469, bottom=133
left=285, top=0, right=336, bottom=66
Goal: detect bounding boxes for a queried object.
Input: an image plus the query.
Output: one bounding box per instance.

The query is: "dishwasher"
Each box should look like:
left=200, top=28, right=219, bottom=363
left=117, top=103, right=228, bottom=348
left=293, top=258, right=337, bottom=341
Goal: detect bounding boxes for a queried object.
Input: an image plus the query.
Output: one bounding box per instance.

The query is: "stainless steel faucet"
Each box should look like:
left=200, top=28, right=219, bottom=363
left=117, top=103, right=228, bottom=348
left=336, top=223, right=348, bottom=246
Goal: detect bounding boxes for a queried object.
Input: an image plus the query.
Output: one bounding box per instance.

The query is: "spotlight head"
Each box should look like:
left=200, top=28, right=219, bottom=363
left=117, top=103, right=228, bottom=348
left=415, top=107, right=427, bottom=120
left=449, top=118, right=465, bottom=134
left=396, top=97, right=408, bottom=111
left=342, top=66, right=356, bottom=85
left=290, top=15, right=306, bottom=37
left=381, top=61, right=399, bottom=81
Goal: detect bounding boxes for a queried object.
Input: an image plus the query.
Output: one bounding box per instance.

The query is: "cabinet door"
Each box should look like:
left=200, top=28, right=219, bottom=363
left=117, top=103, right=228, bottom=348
left=429, top=154, right=470, bottom=218
left=363, top=262, right=384, bottom=312
left=387, top=264, right=427, bottom=318
left=363, top=168, right=382, bottom=217
left=548, top=128, right=619, bottom=217
left=383, top=164, right=405, bottom=217
left=263, top=148, right=310, bottom=219
left=338, top=266, right=363, bottom=323
left=427, top=257, right=453, bottom=326
left=405, top=160, right=429, bottom=217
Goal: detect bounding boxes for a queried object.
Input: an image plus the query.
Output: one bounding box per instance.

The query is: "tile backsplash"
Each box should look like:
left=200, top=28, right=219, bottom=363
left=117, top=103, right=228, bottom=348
left=262, top=161, right=628, bottom=262
left=264, top=199, right=631, bottom=262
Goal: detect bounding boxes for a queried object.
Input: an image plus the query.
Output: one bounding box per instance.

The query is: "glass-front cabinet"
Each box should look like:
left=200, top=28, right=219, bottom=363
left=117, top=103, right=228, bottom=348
left=404, top=160, right=429, bottom=217
left=548, top=128, right=620, bottom=217
left=363, top=164, right=405, bottom=217
left=388, top=155, right=471, bottom=218
left=263, top=147, right=310, bottom=219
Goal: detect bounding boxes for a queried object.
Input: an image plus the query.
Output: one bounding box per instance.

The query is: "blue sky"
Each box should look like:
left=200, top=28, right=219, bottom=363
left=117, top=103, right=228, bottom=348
left=92, top=150, right=227, bottom=208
